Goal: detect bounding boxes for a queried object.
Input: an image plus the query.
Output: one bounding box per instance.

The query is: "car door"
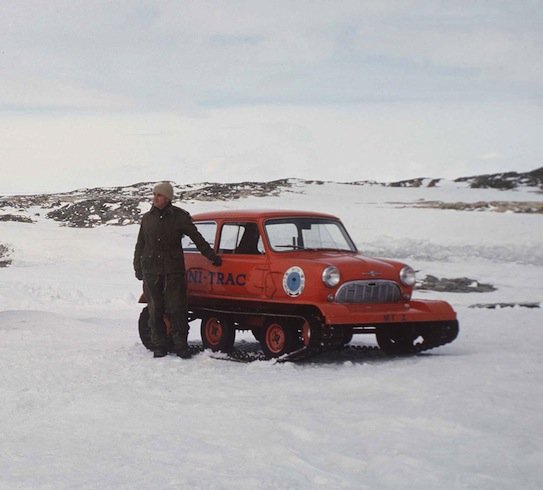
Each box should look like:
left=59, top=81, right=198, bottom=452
left=182, top=220, right=218, bottom=296
left=214, top=222, right=269, bottom=300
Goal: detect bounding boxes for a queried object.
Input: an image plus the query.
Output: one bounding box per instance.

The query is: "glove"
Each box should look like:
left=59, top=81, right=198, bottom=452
left=212, top=256, right=222, bottom=267
left=135, top=270, right=143, bottom=281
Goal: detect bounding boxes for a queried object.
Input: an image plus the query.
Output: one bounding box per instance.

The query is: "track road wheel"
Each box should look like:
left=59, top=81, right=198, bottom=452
left=376, top=326, right=418, bottom=355
left=201, top=315, right=235, bottom=352
left=261, top=320, right=296, bottom=358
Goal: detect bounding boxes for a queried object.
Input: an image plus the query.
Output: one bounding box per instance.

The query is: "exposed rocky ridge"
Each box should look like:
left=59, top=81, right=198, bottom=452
left=0, top=168, right=541, bottom=228
left=455, top=167, right=543, bottom=190
left=0, top=179, right=297, bottom=228
left=386, top=178, right=442, bottom=188
left=381, top=167, right=543, bottom=190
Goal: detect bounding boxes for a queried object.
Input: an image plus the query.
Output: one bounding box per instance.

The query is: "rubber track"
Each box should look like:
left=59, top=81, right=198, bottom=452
left=189, top=322, right=458, bottom=363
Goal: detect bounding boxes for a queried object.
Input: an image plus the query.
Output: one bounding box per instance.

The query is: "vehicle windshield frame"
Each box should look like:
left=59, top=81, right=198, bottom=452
left=264, top=217, right=358, bottom=253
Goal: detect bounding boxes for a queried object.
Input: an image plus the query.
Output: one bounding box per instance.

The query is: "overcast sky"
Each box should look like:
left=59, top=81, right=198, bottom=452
left=1, top=1, right=542, bottom=194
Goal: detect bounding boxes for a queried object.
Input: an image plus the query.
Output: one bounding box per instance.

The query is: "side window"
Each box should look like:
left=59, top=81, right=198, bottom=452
left=182, top=222, right=216, bottom=252
left=219, top=223, right=264, bottom=255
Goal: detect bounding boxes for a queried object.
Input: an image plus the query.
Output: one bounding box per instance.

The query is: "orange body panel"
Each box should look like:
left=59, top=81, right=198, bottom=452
left=180, top=209, right=457, bottom=327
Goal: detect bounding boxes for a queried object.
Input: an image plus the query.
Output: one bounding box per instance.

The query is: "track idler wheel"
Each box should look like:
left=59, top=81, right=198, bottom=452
left=427, top=321, right=459, bottom=345
left=138, top=307, right=154, bottom=350
left=138, top=307, right=173, bottom=351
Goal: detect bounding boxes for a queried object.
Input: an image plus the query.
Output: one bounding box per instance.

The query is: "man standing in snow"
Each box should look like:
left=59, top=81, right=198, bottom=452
left=133, top=182, right=222, bottom=359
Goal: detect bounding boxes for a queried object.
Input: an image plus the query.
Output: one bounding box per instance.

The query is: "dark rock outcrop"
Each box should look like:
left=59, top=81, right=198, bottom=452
left=469, top=302, right=540, bottom=309
left=0, top=214, right=35, bottom=223
left=455, top=167, right=543, bottom=190
left=409, top=200, right=543, bottom=214
left=417, top=275, right=497, bottom=293
left=0, top=243, right=12, bottom=268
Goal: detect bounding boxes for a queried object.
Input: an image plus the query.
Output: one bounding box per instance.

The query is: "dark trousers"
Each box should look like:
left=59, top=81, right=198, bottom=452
left=143, top=273, right=189, bottom=350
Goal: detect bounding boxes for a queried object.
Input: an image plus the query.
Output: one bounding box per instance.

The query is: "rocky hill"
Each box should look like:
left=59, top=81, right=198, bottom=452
left=381, top=167, right=543, bottom=189
left=0, top=168, right=541, bottom=228
left=454, top=167, right=543, bottom=190
left=0, top=179, right=296, bottom=228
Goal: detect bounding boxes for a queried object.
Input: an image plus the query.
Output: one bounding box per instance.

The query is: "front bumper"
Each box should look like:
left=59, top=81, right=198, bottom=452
left=319, top=299, right=457, bottom=326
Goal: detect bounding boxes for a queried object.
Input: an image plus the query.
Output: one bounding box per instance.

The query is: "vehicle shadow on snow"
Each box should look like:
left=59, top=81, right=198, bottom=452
left=311, top=346, right=457, bottom=365
left=198, top=340, right=459, bottom=365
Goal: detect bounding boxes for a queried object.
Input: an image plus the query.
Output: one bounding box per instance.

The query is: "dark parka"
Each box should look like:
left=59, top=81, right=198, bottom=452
left=133, top=203, right=217, bottom=278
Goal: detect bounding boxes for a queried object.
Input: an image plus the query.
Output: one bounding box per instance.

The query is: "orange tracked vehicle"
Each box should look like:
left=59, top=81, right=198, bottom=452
left=138, top=209, right=458, bottom=359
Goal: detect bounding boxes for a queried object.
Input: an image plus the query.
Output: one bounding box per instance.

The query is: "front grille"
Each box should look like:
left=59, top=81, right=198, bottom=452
left=335, top=280, right=402, bottom=304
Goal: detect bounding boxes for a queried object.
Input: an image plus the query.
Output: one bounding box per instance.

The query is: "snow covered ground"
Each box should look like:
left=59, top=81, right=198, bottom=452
left=1, top=182, right=542, bottom=489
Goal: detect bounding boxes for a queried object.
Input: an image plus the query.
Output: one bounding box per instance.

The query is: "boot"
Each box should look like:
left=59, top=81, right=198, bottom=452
left=175, top=346, right=193, bottom=359
left=153, top=348, right=168, bottom=358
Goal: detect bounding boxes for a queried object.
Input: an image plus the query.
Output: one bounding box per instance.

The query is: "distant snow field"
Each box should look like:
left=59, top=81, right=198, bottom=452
left=0, top=181, right=542, bottom=489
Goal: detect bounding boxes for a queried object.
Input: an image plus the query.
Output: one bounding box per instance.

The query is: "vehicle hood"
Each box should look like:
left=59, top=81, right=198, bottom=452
left=277, top=251, right=405, bottom=282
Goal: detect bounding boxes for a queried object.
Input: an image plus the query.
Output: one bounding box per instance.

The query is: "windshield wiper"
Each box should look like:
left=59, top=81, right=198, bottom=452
left=310, top=247, right=350, bottom=252
left=274, top=244, right=305, bottom=250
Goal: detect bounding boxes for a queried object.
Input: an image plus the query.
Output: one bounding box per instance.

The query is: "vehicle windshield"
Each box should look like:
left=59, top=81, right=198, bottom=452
left=265, top=217, right=357, bottom=252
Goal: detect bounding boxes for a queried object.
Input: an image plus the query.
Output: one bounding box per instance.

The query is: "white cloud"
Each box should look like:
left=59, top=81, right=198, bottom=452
left=355, top=22, right=543, bottom=86
left=0, top=1, right=541, bottom=192
left=1, top=1, right=541, bottom=111
left=479, top=152, right=506, bottom=161
left=1, top=76, right=130, bottom=111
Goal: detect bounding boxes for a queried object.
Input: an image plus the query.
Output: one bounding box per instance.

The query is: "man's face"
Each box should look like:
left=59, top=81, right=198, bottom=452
left=153, top=193, right=170, bottom=209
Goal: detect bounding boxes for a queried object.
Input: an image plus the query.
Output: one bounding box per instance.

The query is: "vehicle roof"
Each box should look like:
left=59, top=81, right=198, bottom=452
left=191, top=209, right=340, bottom=222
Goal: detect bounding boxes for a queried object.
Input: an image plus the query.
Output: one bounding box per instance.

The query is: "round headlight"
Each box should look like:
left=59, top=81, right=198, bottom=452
left=322, top=266, right=340, bottom=287
left=400, top=266, right=416, bottom=286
